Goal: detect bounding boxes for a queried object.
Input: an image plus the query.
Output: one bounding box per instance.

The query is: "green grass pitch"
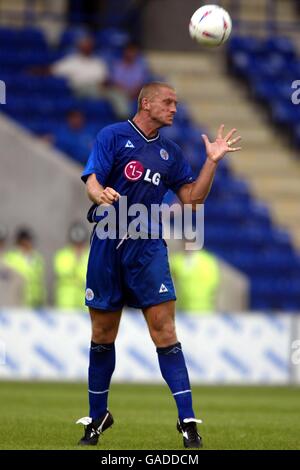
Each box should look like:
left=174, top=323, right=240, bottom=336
left=0, top=382, right=299, bottom=450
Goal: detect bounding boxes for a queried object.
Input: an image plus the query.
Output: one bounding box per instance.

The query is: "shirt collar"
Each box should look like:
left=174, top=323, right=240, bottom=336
left=128, top=119, right=160, bottom=143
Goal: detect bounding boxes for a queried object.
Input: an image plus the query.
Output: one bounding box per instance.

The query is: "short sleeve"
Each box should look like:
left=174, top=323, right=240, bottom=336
left=81, top=127, right=115, bottom=186
left=168, top=146, right=195, bottom=193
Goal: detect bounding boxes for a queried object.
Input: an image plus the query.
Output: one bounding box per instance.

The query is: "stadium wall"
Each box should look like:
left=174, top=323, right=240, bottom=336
left=0, top=310, right=298, bottom=385
left=142, top=0, right=221, bottom=51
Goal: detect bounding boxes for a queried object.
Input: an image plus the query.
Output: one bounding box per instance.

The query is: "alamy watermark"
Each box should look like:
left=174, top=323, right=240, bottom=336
left=93, top=197, right=204, bottom=250
left=291, top=80, right=300, bottom=105
left=0, top=80, right=6, bottom=104
left=291, top=339, right=300, bottom=365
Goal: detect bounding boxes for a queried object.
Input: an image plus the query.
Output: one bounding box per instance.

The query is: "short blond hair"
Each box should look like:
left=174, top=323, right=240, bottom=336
left=137, top=82, right=175, bottom=111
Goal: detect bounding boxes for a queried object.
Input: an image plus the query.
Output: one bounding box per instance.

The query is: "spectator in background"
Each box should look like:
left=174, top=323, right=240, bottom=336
left=0, top=226, right=8, bottom=257
left=53, top=222, right=89, bottom=309
left=169, top=248, right=220, bottom=314
left=52, top=110, right=95, bottom=165
left=109, top=42, right=151, bottom=100
left=51, top=35, right=108, bottom=96
left=51, top=34, right=129, bottom=119
left=0, top=226, right=25, bottom=307
left=3, top=228, right=46, bottom=308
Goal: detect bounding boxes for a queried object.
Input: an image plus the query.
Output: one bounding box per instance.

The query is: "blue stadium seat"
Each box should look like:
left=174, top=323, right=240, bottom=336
left=271, top=100, right=300, bottom=126
left=77, top=99, right=116, bottom=120
left=265, top=36, right=297, bottom=60
left=228, top=36, right=266, bottom=56
left=95, top=28, right=129, bottom=51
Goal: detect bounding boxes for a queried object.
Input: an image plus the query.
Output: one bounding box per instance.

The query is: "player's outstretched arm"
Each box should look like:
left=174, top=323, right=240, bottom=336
left=177, top=124, right=241, bottom=207
left=86, top=173, right=120, bottom=205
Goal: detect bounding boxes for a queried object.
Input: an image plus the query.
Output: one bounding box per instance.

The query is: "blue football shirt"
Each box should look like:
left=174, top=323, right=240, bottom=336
left=82, top=119, right=195, bottom=236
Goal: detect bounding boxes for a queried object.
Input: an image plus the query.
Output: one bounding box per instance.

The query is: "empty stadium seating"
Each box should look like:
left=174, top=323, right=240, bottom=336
left=227, top=35, right=300, bottom=147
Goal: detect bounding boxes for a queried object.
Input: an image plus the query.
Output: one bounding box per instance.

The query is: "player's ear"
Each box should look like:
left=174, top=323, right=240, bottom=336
left=143, top=98, right=150, bottom=110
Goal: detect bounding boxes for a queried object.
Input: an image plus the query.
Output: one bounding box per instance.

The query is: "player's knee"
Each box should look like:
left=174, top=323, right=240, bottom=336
left=92, top=323, right=117, bottom=343
left=150, top=322, right=177, bottom=347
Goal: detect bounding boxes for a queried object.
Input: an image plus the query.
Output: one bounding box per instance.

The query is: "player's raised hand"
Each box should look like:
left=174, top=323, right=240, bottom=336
left=201, top=124, right=242, bottom=163
left=99, top=187, right=120, bottom=205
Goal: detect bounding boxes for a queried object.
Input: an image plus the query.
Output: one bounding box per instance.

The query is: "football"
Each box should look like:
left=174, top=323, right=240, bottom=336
left=189, top=4, right=232, bottom=47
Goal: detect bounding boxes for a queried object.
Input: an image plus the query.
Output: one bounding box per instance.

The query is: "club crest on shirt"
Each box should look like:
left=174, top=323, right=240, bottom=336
left=85, top=288, right=94, bottom=301
left=160, top=148, right=169, bottom=160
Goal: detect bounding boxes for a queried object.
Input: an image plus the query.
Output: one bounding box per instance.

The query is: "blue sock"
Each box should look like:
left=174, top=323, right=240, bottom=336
left=157, top=342, right=195, bottom=421
left=88, top=341, right=115, bottom=420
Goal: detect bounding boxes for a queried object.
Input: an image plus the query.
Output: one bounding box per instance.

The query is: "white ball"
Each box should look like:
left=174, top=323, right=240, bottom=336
left=189, top=4, right=232, bottom=47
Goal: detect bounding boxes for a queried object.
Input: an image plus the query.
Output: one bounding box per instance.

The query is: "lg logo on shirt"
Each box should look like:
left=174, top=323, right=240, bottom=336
left=124, top=160, right=161, bottom=186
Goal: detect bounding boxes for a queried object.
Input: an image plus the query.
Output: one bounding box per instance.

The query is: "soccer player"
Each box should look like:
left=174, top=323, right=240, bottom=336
left=77, top=82, right=241, bottom=448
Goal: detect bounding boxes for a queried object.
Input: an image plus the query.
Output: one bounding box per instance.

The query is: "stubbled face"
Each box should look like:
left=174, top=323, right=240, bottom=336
left=146, top=87, right=177, bottom=127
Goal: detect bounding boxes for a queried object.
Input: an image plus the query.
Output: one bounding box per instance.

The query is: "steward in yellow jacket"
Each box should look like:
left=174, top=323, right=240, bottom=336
left=54, top=222, right=89, bottom=309
left=170, top=249, right=220, bottom=313
left=3, top=228, right=46, bottom=307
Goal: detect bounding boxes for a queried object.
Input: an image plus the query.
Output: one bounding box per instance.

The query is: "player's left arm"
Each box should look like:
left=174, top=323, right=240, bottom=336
left=177, top=124, right=241, bottom=207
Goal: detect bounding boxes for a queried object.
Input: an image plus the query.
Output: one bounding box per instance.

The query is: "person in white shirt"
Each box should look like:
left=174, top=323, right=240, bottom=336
left=52, top=35, right=129, bottom=118
left=52, top=35, right=108, bottom=94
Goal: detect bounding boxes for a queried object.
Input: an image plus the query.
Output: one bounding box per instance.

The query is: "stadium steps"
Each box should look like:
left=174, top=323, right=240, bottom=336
left=147, top=50, right=300, bottom=249
left=220, top=0, right=297, bottom=24
left=0, top=0, right=46, bottom=25
left=0, top=0, right=65, bottom=40
left=239, top=1, right=296, bottom=22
